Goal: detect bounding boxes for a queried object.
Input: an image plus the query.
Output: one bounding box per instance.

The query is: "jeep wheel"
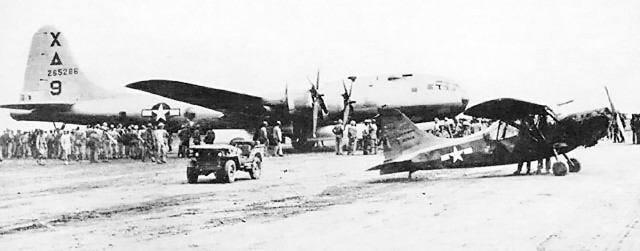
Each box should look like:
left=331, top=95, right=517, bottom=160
left=224, top=160, right=236, bottom=183
left=249, top=158, right=262, bottom=180
left=187, top=168, right=198, bottom=184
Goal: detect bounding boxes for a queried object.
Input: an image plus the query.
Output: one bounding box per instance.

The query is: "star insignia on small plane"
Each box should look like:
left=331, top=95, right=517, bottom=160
left=141, top=103, right=180, bottom=122
left=440, top=146, right=473, bottom=163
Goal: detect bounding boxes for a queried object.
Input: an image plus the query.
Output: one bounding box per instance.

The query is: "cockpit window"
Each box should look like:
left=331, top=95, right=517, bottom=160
left=488, top=121, right=519, bottom=141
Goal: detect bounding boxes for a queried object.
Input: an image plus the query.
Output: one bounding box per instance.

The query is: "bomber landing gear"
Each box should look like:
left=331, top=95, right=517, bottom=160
left=292, top=138, right=315, bottom=152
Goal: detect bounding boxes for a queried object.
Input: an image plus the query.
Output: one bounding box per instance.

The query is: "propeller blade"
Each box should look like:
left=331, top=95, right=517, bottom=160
left=604, top=86, right=616, bottom=113
left=318, top=96, right=328, bottom=115
left=342, top=104, right=351, bottom=126
left=342, top=80, right=348, bottom=96
left=315, top=70, right=320, bottom=90
left=312, top=99, right=319, bottom=138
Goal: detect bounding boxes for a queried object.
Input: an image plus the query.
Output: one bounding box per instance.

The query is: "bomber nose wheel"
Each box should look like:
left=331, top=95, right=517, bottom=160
left=552, top=162, right=568, bottom=176
left=568, top=158, right=581, bottom=173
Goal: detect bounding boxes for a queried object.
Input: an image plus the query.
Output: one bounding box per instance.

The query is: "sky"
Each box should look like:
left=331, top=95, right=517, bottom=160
left=0, top=0, right=639, bottom=129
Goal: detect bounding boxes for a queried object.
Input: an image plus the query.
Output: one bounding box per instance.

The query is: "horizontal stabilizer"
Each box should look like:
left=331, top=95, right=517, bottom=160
left=0, top=102, right=73, bottom=111
left=126, top=80, right=267, bottom=113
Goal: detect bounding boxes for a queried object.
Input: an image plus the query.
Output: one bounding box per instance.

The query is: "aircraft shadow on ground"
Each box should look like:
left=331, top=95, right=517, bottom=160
left=366, top=170, right=538, bottom=184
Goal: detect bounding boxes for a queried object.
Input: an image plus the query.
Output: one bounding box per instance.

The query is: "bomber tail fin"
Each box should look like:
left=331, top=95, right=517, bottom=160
left=378, top=108, right=445, bottom=162
left=8, top=26, right=110, bottom=109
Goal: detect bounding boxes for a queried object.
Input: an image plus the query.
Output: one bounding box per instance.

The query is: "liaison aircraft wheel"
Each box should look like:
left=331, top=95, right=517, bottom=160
left=224, top=160, right=236, bottom=183
left=552, top=162, right=568, bottom=176
left=249, top=158, right=262, bottom=180
left=568, top=158, right=581, bottom=173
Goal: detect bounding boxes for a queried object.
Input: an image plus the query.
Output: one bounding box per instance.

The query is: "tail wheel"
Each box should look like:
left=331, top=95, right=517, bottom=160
left=249, top=158, right=262, bottom=179
left=224, top=160, right=236, bottom=183
left=568, top=158, right=581, bottom=173
left=552, top=162, right=568, bottom=176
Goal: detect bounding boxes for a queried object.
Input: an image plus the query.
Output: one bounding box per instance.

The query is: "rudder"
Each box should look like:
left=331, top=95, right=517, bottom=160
left=19, top=26, right=107, bottom=104
left=378, top=108, right=443, bottom=162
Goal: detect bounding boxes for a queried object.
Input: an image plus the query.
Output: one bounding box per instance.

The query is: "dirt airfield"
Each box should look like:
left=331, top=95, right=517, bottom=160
left=1, top=141, right=640, bottom=250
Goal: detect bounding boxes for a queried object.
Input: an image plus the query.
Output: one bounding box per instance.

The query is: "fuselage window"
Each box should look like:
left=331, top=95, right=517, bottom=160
left=411, top=87, right=418, bottom=92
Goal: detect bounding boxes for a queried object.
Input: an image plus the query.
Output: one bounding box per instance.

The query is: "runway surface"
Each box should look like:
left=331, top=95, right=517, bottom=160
left=1, top=141, right=639, bottom=250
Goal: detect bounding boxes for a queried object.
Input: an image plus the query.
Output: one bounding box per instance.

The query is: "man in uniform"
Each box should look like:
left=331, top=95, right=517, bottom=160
left=203, top=129, right=216, bottom=144
left=332, top=119, right=344, bottom=155
left=272, top=121, right=283, bottom=157
left=141, top=123, right=156, bottom=162
left=370, top=119, right=378, bottom=154
left=154, top=123, right=170, bottom=164
left=256, top=121, right=269, bottom=145
left=347, top=120, right=358, bottom=155
left=362, top=119, right=372, bottom=155
left=73, top=127, right=86, bottom=161
left=59, top=130, right=72, bottom=165
left=86, top=125, right=100, bottom=163
left=177, top=125, right=191, bottom=157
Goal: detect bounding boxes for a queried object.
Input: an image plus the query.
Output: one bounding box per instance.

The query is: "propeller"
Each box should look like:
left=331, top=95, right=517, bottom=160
left=307, top=70, right=328, bottom=137
left=341, top=77, right=356, bottom=126
left=605, top=86, right=624, bottom=131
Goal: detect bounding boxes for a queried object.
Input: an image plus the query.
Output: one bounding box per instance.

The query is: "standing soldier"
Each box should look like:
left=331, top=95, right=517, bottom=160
left=73, top=127, right=86, bottom=161
left=14, top=130, right=23, bottom=158
left=59, top=130, right=72, bottom=165
left=203, top=129, right=216, bottom=144
left=256, top=121, right=269, bottom=145
left=362, top=119, right=372, bottom=155
left=153, top=123, right=169, bottom=164
left=347, top=120, right=358, bottom=155
left=272, top=121, right=284, bottom=157
left=5, top=130, right=14, bottom=159
left=86, top=125, right=100, bottom=163
left=116, top=124, right=125, bottom=159
left=191, top=126, right=202, bottom=146
left=370, top=119, right=378, bottom=154
left=177, top=125, right=191, bottom=157
left=142, top=123, right=157, bottom=162
left=35, top=130, right=47, bottom=165
left=107, top=124, right=119, bottom=159
left=332, top=119, right=344, bottom=155
left=0, top=130, right=6, bottom=161
left=21, top=131, right=30, bottom=159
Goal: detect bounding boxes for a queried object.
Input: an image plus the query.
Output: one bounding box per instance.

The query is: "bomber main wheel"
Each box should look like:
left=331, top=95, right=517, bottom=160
left=249, top=158, right=262, bottom=180
left=224, top=160, right=236, bottom=183
left=568, top=158, right=581, bottom=173
left=187, top=168, right=198, bottom=184
left=552, top=162, right=568, bottom=176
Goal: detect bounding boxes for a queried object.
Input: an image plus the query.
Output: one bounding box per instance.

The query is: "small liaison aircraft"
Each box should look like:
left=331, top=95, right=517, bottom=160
left=1, top=26, right=469, bottom=150
left=368, top=98, right=612, bottom=179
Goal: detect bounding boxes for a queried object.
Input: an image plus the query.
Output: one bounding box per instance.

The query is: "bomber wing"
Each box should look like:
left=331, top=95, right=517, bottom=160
left=126, top=80, right=273, bottom=115
left=464, top=98, right=551, bottom=121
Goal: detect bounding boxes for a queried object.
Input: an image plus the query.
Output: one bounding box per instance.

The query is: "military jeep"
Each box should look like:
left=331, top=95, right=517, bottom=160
left=186, top=140, right=264, bottom=184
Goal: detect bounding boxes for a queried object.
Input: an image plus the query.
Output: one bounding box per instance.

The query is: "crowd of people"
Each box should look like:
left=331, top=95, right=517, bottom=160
left=0, top=122, right=172, bottom=165
left=331, top=117, right=489, bottom=156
